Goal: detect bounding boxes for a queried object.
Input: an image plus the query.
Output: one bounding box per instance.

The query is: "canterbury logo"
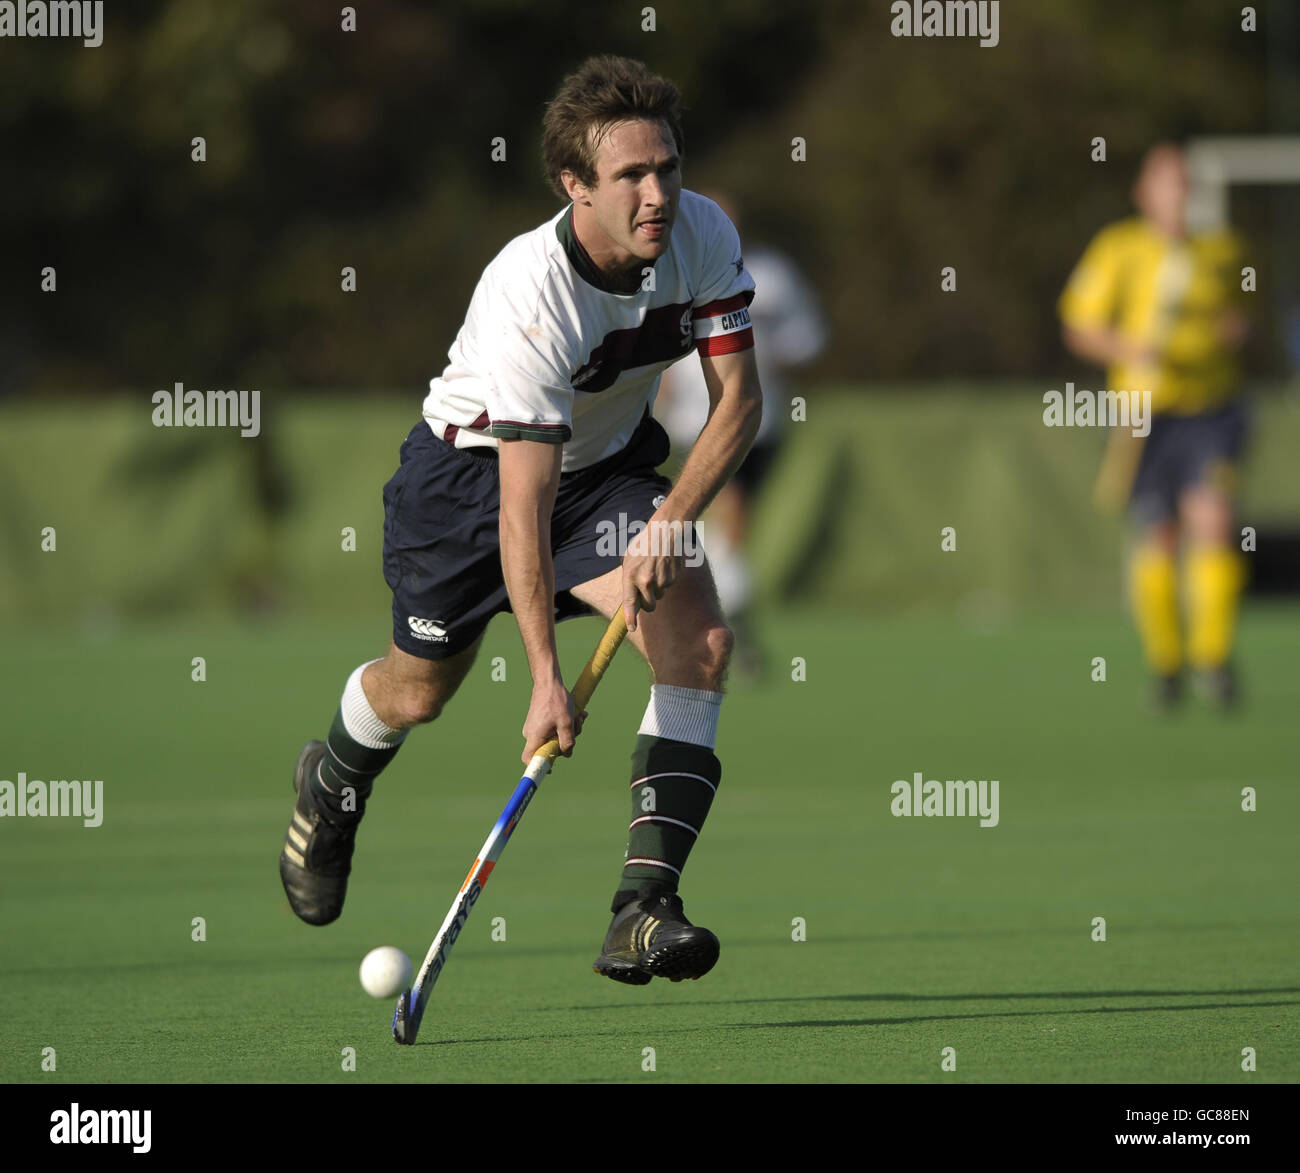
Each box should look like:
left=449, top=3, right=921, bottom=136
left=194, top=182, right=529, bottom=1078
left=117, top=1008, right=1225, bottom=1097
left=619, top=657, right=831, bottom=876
left=407, top=616, right=448, bottom=641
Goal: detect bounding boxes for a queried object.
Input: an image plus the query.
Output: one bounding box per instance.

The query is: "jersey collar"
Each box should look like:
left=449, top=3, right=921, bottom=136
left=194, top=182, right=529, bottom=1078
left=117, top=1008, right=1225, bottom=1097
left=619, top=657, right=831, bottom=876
left=556, top=204, right=645, bottom=295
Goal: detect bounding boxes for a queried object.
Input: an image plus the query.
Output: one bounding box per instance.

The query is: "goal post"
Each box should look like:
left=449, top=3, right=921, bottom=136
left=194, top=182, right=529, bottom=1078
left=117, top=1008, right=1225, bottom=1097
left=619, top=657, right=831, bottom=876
left=1186, top=135, right=1300, bottom=381
left=1185, top=135, right=1300, bottom=230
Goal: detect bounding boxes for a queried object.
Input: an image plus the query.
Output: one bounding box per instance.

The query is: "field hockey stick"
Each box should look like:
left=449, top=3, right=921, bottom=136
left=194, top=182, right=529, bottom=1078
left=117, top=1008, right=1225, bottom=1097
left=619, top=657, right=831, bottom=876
left=392, top=608, right=629, bottom=1045
left=1092, top=429, right=1145, bottom=515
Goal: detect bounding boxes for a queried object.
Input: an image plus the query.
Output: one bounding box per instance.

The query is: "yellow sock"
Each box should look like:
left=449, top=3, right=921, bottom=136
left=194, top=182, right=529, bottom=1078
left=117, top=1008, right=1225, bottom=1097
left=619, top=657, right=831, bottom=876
left=1186, top=546, right=1244, bottom=669
left=1129, top=545, right=1182, bottom=675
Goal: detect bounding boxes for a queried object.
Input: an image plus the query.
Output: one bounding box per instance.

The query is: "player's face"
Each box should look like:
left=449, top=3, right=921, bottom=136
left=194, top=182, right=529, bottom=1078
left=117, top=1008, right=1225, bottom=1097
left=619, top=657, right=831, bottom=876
left=1135, top=150, right=1189, bottom=233
left=579, top=118, right=681, bottom=277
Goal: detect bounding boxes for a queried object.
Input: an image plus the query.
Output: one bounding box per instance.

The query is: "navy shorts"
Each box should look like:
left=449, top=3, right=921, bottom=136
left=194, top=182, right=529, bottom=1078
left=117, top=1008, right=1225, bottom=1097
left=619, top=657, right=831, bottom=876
left=1129, top=399, right=1250, bottom=525
left=382, top=416, right=672, bottom=659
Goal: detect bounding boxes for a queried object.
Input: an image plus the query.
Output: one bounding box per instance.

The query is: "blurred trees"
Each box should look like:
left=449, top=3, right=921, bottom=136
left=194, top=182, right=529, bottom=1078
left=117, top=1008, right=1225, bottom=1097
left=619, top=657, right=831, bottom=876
left=0, top=0, right=1275, bottom=394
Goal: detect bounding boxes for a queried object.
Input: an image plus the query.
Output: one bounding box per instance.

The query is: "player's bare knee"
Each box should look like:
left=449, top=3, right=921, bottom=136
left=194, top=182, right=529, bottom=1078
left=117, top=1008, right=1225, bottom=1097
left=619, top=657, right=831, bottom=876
left=1185, top=505, right=1231, bottom=546
left=1143, top=521, right=1178, bottom=556
left=697, top=621, right=734, bottom=687
left=391, top=685, right=447, bottom=729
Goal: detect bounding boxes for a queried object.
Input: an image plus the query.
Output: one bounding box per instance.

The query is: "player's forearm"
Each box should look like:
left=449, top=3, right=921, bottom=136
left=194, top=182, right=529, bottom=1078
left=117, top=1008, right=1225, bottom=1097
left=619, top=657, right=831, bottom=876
left=499, top=519, right=562, bottom=683
left=1063, top=324, right=1148, bottom=367
left=498, top=441, right=564, bottom=683
left=663, top=381, right=762, bottom=522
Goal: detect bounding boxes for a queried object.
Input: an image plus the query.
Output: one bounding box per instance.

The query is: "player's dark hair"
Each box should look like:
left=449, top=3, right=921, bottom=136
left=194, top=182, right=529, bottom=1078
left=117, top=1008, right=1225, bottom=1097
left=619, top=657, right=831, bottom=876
left=542, top=55, right=684, bottom=201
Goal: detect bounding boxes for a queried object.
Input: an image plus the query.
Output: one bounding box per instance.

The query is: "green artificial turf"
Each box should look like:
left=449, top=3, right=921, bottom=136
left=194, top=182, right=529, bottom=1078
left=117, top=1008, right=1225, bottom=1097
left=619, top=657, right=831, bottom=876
left=1, top=605, right=1297, bottom=1083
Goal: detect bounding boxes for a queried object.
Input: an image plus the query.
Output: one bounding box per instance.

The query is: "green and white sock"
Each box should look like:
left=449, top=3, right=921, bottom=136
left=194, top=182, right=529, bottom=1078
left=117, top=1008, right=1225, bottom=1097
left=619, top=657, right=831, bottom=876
left=312, top=661, right=406, bottom=824
left=612, top=684, right=723, bottom=912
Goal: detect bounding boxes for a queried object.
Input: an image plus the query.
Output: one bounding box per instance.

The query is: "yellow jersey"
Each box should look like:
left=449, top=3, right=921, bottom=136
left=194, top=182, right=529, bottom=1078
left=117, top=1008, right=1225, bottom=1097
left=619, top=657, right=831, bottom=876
left=1058, top=217, right=1245, bottom=416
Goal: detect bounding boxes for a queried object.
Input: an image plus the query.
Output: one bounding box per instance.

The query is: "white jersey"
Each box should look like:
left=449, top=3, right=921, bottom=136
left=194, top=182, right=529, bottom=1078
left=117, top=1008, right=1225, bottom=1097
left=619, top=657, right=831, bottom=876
left=657, top=243, right=825, bottom=449
left=422, top=189, right=756, bottom=472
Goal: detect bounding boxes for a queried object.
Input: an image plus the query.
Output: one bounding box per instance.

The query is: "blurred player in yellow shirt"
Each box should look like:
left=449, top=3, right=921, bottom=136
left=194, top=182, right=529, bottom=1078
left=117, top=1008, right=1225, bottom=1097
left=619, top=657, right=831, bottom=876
left=1059, top=143, right=1251, bottom=708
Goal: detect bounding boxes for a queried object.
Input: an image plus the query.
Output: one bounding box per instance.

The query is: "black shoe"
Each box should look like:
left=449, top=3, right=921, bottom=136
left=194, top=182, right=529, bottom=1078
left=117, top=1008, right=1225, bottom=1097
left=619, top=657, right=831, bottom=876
left=1195, top=663, right=1239, bottom=711
left=1151, top=672, right=1183, bottom=712
left=279, top=740, right=358, bottom=926
left=593, top=893, right=720, bottom=985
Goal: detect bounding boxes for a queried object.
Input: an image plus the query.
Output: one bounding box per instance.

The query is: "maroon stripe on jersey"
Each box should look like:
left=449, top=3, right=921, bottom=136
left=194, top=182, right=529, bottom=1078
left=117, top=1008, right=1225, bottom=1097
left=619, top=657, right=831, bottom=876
left=440, top=411, right=489, bottom=447
left=697, top=328, right=754, bottom=357
left=692, top=292, right=752, bottom=320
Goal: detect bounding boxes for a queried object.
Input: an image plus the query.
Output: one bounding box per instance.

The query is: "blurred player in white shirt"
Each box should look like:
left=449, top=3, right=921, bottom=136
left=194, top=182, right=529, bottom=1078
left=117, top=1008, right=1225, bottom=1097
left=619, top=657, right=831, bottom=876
left=656, top=193, right=827, bottom=676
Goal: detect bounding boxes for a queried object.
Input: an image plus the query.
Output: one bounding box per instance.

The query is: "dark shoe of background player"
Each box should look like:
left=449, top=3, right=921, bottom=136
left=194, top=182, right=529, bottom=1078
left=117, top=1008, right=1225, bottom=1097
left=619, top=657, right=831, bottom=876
left=1150, top=672, right=1183, bottom=713
left=1195, top=663, right=1240, bottom=711
left=593, top=892, right=720, bottom=985
left=279, top=740, right=359, bottom=926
